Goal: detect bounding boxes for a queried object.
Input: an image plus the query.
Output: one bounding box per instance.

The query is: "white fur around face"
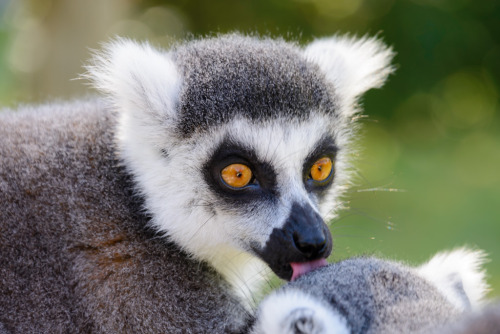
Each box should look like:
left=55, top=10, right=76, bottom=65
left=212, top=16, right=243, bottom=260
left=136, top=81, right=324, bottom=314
left=417, top=247, right=489, bottom=311
left=304, top=35, right=395, bottom=116
left=253, top=290, right=350, bottom=334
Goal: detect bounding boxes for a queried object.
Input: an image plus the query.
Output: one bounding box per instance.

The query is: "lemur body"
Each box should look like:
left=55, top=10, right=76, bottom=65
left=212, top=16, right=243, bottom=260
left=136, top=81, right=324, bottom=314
left=0, top=34, right=394, bottom=332
left=253, top=248, right=493, bottom=334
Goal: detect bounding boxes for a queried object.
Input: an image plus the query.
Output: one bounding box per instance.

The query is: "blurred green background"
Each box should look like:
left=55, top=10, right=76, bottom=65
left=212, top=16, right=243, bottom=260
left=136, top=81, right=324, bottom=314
left=0, top=0, right=499, bottom=296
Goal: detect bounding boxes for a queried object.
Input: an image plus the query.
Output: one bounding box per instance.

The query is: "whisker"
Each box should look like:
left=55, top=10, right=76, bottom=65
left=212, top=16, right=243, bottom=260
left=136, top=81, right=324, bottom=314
left=333, top=234, right=378, bottom=239
left=186, top=213, right=216, bottom=244
left=268, top=131, right=286, bottom=162
left=348, top=207, right=395, bottom=226
left=351, top=169, right=375, bottom=189
left=356, top=187, right=406, bottom=193
left=330, top=224, right=371, bottom=231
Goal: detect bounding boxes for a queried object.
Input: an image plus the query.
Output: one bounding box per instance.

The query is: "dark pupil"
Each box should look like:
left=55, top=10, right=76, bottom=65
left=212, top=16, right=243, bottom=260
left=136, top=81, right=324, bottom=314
left=236, top=172, right=242, bottom=178
left=317, top=165, right=322, bottom=171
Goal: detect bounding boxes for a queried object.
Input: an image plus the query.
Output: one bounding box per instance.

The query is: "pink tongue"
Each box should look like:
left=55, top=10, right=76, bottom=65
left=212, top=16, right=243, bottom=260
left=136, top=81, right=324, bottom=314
left=290, top=258, right=328, bottom=281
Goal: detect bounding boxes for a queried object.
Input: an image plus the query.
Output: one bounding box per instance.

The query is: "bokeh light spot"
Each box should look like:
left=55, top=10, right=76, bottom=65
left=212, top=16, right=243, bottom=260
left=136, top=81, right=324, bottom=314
left=360, top=123, right=401, bottom=182
left=453, top=132, right=500, bottom=188
left=305, top=0, right=364, bottom=19
left=435, top=70, right=497, bottom=129
left=7, top=19, right=50, bottom=73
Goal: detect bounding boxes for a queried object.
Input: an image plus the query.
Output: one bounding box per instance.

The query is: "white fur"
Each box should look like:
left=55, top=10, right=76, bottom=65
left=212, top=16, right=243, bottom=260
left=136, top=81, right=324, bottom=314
left=253, top=290, right=350, bottom=334
left=417, top=247, right=489, bottom=311
left=304, top=35, right=395, bottom=115
left=86, top=38, right=181, bottom=121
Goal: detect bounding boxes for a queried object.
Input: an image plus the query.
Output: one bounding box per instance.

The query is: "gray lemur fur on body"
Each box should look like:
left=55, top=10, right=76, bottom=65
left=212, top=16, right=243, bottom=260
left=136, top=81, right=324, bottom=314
left=252, top=248, right=498, bottom=334
left=0, top=33, right=394, bottom=332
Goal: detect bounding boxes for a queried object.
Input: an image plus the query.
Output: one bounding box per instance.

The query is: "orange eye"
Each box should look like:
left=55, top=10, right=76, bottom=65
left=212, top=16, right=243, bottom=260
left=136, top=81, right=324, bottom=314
left=221, top=164, right=253, bottom=188
left=310, top=157, right=333, bottom=182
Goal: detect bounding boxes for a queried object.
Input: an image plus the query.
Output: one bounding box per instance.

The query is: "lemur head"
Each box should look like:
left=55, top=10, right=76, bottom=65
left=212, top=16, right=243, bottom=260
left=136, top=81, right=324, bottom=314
left=88, top=34, right=394, bottom=281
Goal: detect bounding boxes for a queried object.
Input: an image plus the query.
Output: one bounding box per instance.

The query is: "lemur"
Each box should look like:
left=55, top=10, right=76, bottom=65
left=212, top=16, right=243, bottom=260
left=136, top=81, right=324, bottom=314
left=0, top=34, right=394, bottom=332
left=252, top=248, right=497, bottom=334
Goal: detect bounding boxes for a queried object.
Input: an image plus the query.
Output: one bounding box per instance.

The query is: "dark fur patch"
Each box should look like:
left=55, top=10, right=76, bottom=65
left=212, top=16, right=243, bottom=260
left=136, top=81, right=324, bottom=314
left=202, top=137, right=279, bottom=209
left=172, top=34, right=337, bottom=137
left=252, top=202, right=332, bottom=280
left=302, top=135, right=338, bottom=195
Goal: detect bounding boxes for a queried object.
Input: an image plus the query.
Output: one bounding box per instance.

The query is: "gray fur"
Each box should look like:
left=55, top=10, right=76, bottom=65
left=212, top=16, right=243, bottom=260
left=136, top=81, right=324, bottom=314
left=252, top=253, right=495, bottom=334
left=292, top=258, right=458, bottom=333
left=0, top=322, right=8, bottom=334
left=435, top=302, right=500, bottom=334
left=0, top=33, right=394, bottom=332
left=0, top=100, right=249, bottom=333
left=172, top=35, right=337, bottom=136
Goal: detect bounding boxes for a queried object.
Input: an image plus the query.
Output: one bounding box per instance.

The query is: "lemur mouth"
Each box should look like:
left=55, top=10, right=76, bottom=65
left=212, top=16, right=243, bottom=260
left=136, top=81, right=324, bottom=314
left=252, top=202, right=333, bottom=280
left=290, top=258, right=328, bottom=281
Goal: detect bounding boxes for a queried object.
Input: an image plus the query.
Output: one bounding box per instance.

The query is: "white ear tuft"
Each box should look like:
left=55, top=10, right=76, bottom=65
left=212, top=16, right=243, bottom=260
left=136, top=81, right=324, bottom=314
left=417, top=248, right=489, bottom=311
left=303, top=35, right=395, bottom=111
left=85, top=38, right=181, bottom=122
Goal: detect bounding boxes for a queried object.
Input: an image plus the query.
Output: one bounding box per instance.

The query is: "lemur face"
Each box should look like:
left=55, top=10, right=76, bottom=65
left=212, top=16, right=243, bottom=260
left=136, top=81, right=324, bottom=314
left=89, top=34, right=393, bottom=281
left=194, top=116, right=339, bottom=279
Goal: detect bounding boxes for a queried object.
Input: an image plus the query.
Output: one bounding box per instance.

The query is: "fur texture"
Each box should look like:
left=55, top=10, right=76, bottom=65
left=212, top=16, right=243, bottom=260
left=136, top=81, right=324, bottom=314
left=1, top=34, right=394, bottom=332
left=435, top=302, right=500, bottom=334
left=252, top=248, right=491, bottom=334
left=0, top=101, right=249, bottom=333
left=417, top=248, right=489, bottom=311
left=85, top=34, right=394, bottom=286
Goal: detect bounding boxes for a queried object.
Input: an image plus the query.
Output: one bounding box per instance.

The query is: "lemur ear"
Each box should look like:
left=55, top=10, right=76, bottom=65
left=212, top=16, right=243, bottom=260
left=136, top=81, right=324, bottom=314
left=86, top=38, right=181, bottom=123
left=417, top=248, right=489, bottom=311
left=303, top=35, right=395, bottom=113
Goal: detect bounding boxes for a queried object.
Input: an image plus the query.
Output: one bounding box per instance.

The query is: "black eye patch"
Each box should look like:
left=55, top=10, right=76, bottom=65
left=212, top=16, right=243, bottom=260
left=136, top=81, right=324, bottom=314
left=203, top=138, right=279, bottom=204
left=302, top=136, right=338, bottom=195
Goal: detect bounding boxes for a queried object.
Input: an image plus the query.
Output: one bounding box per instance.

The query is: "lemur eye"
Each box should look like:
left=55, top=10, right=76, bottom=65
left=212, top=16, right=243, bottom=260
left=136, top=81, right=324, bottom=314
left=221, top=163, right=253, bottom=188
left=310, top=157, right=333, bottom=182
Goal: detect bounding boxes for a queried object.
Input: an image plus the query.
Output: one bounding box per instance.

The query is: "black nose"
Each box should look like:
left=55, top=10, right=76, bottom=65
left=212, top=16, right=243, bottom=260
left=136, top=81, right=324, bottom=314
left=287, top=202, right=330, bottom=260
left=293, top=230, right=327, bottom=259
left=251, top=201, right=333, bottom=280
